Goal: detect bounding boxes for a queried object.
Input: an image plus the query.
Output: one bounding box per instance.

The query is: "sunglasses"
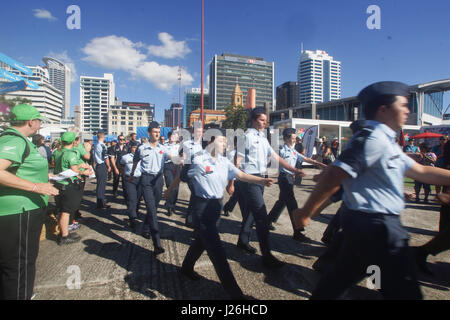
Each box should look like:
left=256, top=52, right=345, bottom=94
left=119, top=138, right=125, bottom=141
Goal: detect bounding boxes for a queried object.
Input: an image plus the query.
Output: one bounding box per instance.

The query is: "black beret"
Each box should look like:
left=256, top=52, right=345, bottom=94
left=357, top=81, right=410, bottom=107
left=129, top=141, right=139, bottom=147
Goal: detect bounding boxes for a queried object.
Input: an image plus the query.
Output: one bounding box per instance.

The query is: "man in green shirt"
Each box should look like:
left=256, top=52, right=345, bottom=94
left=54, top=131, right=93, bottom=245
left=0, top=104, right=59, bottom=299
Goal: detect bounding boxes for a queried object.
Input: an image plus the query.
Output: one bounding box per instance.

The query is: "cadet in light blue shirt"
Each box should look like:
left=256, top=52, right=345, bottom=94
left=231, top=107, right=304, bottom=269
left=267, top=128, right=326, bottom=241
left=180, top=129, right=275, bottom=300
left=294, top=81, right=450, bottom=300
left=163, top=131, right=182, bottom=215
left=129, top=122, right=168, bottom=255
left=94, top=131, right=111, bottom=209
left=121, top=141, right=142, bottom=231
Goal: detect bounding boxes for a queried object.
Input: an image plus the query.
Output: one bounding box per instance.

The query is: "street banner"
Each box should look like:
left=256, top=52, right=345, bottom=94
left=303, top=125, right=318, bottom=158
left=0, top=52, right=32, bottom=75
left=0, top=69, right=39, bottom=90
left=0, top=80, right=27, bottom=94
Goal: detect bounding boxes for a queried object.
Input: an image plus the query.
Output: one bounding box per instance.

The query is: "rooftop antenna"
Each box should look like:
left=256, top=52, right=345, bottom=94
left=301, top=42, right=304, bottom=53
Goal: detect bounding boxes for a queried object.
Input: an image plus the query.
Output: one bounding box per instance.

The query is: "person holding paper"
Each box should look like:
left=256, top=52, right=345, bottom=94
left=53, top=131, right=93, bottom=245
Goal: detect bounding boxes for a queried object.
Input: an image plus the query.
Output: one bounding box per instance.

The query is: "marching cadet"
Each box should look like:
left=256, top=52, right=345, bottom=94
left=163, top=130, right=181, bottom=216
left=179, top=128, right=274, bottom=299
left=53, top=132, right=93, bottom=245
left=108, top=135, right=129, bottom=198
left=130, top=121, right=169, bottom=255
left=229, top=107, right=305, bottom=269
left=121, top=141, right=142, bottom=232
left=267, top=128, right=326, bottom=241
left=93, top=131, right=111, bottom=209
left=179, top=122, right=203, bottom=227
left=293, top=81, right=450, bottom=299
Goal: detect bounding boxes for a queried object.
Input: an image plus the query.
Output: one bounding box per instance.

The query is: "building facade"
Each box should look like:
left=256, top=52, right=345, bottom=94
left=184, top=88, right=209, bottom=127
left=297, top=50, right=341, bottom=104
left=80, top=73, right=115, bottom=133
left=108, top=101, right=154, bottom=137
left=43, top=57, right=71, bottom=120
left=188, top=109, right=226, bottom=128
left=0, top=63, right=63, bottom=123
left=276, top=81, right=299, bottom=110
left=209, top=53, right=274, bottom=111
left=166, top=103, right=183, bottom=129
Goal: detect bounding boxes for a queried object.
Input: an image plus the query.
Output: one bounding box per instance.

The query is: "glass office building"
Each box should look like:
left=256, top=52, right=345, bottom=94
left=184, top=88, right=209, bottom=127
left=209, top=53, right=274, bottom=110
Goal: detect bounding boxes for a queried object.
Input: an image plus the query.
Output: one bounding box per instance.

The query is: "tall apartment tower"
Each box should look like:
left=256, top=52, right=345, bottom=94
left=0, top=63, right=63, bottom=123
left=276, top=81, right=299, bottom=110
left=80, top=73, right=115, bottom=133
left=43, top=57, right=71, bottom=120
left=209, top=53, right=274, bottom=111
left=297, top=50, right=341, bottom=104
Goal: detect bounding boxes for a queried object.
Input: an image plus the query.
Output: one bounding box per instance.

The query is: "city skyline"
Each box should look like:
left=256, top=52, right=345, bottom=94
left=1, top=0, right=450, bottom=123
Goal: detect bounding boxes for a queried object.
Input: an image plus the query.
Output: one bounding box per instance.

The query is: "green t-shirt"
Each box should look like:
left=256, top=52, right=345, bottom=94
left=52, top=148, right=62, bottom=164
left=54, top=147, right=83, bottom=185
left=0, top=128, right=49, bottom=216
left=73, top=143, right=87, bottom=163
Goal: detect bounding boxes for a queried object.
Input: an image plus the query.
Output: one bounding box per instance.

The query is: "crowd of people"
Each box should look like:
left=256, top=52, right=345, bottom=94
left=0, top=80, right=449, bottom=300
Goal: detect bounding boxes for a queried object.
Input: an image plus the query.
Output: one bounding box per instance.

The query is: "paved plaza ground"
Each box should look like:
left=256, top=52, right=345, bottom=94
left=33, top=168, right=450, bottom=300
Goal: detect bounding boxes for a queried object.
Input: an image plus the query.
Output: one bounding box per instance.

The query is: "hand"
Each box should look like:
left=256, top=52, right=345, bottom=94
left=107, top=166, right=111, bottom=173
left=294, top=168, right=306, bottom=178
left=437, top=192, right=450, bottom=205
left=263, top=178, right=275, bottom=187
left=84, top=142, right=92, bottom=152
left=128, top=175, right=134, bottom=183
left=226, top=184, right=234, bottom=196
left=163, top=188, right=171, bottom=201
left=319, top=162, right=327, bottom=169
left=114, top=168, right=119, bottom=175
left=292, top=208, right=311, bottom=229
left=36, top=183, right=59, bottom=196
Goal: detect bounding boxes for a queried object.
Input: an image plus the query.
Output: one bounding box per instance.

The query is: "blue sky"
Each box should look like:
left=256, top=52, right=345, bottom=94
left=1, top=0, right=450, bottom=122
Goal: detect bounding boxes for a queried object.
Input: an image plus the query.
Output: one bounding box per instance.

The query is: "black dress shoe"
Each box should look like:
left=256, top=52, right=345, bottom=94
left=128, top=219, right=136, bottom=231
left=237, top=241, right=257, bottom=254
left=185, top=220, right=194, bottom=228
left=293, top=232, right=311, bottom=243
left=262, top=254, right=285, bottom=269
left=142, top=232, right=151, bottom=239
left=223, top=209, right=230, bottom=217
left=268, top=223, right=275, bottom=231
left=57, top=233, right=81, bottom=246
left=180, top=266, right=202, bottom=280
left=154, top=246, right=165, bottom=255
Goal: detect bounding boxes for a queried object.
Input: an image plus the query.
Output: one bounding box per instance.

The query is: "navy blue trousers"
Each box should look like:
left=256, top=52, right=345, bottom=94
left=310, top=208, right=423, bottom=300
left=95, top=163, right=107, bottom=204
left=236, top=180, right=271, bottom=257
left=163, top=162, right=180, bottom=209
left=140, top=173, right=163, bottom=247
left=123, top=175, right=142, bottom=220
left=182, top=196, right=243, bottom=299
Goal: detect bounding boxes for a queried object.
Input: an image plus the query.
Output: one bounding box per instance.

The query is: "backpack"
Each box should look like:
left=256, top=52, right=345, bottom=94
left=0, top=131, right=31, bottom=174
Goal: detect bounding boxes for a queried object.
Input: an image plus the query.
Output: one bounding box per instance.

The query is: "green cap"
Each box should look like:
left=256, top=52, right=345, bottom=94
left=10, top=104, right=46, bottom=121
left=61, top=131, right=76, bottom=143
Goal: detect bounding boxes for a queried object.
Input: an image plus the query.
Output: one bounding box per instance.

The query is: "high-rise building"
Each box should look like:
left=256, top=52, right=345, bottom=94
left=276, top=81, right=299, bottom=110
left=80, top=73, right=115, bottom=133
left=166, top=103, right=183, bottom=129
left=0, top=63, right=63, bottom=123
left=297, top=50, right=341, bottom=104
left=184, top=88, right=209, bottom=127
left=43, top=57, right=71, bottom=120
left=209, top=53, right=274, bottom=111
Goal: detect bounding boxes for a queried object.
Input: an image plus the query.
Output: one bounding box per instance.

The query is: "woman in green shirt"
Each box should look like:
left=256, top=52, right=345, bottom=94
left=54, top=132, right=93, bottom=245
left=0, top=104, right=59, bottom=300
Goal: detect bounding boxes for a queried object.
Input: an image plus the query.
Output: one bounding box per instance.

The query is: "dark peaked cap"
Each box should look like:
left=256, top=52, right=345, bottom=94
left=357, top=81, right=410, bottom=107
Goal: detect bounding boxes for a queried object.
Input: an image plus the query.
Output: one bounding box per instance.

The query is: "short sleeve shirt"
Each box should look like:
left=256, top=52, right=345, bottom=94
left=279, top=144, right=304, bottom=175
left=94, top=142, right=109, bottom=164
left=188, top=150, right=240, bottom=199
left=121, top=153, right=141, bottom=177
left=333, top=120, right=416, bottom=215
left=179, top=139, right=203, bottom=164
left=73, top=143, right=88, bottom=163
left=237, top=128, right=274, bottom=175
left=0, top=127, right=49, bottom=216
left=54, top=148, right=83, bottom=185
left=164, top=142, right=181, bottom=164
left=134, top=143, right=168, bottom=175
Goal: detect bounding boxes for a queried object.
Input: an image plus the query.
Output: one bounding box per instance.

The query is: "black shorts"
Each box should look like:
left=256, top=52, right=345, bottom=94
left=55, top=181, right=83, bottom=215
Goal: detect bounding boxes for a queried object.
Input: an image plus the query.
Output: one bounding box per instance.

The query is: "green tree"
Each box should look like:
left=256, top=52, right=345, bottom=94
left=0, top=95, right=33, bottom=131
left=222, top=104, right=249, bottom=130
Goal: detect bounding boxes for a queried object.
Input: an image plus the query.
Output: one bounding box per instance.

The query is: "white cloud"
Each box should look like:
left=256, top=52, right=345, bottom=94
left=82, top=35, right=146, bottom=71
left=148, top=32, right=191, bottom=59
left=33, top=9, right=57, bottom=21
left=81, top=35, right=194, bottom=91
left=47, top=51, right=78, bottom=83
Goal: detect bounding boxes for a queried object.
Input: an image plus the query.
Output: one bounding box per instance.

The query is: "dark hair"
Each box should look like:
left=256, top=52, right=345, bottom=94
left=32, top=134, right=44, bottom=146
left=419, top=143, right=430, bottom=152
left=363, top=94, right=398, bottom=120
left=208, top=128, right=226, bottom=143
left=148, top=121, right=160, bottom=132
left=167, top=131, right=173, bottom=139
left=250, top=107, right=266, bottom=121
left=282, top=128, right=296, bottom=140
